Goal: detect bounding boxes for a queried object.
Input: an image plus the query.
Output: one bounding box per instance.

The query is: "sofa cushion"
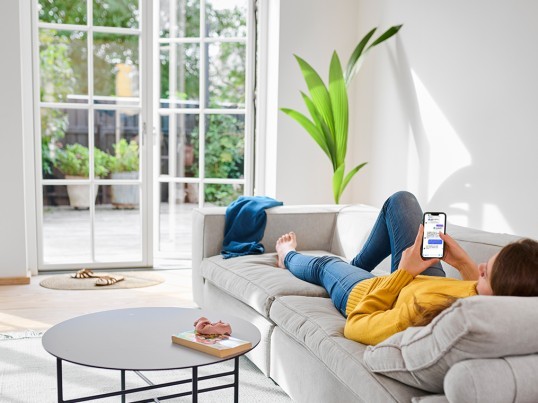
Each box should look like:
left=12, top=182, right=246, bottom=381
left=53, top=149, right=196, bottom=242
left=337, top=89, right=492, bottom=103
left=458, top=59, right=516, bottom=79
left=200, top=251, right=331, bottom=318
left=363, top=296, right=538, bottom=393
left=444, top=355, right=538, bottom=403
left=270, top=295, right=428, bottom=402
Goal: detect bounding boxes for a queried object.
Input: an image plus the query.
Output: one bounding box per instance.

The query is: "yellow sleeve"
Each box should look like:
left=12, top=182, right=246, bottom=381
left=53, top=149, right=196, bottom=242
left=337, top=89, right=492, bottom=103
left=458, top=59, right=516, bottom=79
left=344, top=269, right=415, bottom=345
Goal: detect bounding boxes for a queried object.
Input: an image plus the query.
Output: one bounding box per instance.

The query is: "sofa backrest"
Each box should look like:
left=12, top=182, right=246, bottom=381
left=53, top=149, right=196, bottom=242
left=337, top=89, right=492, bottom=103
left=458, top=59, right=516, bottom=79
left=330, top=205, right=523, bottom=278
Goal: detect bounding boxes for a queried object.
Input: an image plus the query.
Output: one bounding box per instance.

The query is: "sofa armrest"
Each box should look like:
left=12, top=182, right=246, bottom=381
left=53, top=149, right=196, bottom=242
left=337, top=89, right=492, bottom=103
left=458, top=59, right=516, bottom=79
left=191, top=204, right=344, bottom=306
left=444, top=355, right=538, bottom=403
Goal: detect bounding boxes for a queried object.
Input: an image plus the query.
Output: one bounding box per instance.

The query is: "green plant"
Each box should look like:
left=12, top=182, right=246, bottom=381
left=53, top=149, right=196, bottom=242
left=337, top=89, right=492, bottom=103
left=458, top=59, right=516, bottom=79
left=109, top=139, right=139, bottom=173
left=189, top=115, right=244, bottom=205
left=54, top=143, right=111, bottom=178
left=281, top=25, right=402, bottom=203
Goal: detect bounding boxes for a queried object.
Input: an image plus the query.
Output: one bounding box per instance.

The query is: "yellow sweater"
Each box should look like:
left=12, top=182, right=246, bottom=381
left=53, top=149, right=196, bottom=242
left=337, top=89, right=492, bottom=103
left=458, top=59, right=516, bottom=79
left=344, top=269, right=477, bottom=345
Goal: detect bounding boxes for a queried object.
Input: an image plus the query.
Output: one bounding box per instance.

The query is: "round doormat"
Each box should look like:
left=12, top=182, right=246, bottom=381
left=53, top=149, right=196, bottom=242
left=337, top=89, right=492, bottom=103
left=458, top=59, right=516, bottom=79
left=39, top=271, right=165, bottom=290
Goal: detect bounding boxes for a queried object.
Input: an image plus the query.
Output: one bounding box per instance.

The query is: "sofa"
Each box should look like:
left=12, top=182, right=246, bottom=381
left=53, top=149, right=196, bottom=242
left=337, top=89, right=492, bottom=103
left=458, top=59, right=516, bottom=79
left=192, top=203, right=538, bottom=402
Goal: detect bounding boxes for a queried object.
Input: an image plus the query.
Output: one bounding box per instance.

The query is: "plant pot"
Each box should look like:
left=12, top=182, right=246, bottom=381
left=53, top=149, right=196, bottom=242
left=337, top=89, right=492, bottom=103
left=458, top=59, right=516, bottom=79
left=111, top=171, right=139, bottom=209
left=65, top=175, right=98, bottom=210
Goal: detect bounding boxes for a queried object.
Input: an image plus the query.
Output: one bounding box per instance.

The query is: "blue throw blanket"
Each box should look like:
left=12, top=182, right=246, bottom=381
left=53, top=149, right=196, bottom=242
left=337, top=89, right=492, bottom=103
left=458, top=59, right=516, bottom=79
left=221, top=196, right=283, bottom=259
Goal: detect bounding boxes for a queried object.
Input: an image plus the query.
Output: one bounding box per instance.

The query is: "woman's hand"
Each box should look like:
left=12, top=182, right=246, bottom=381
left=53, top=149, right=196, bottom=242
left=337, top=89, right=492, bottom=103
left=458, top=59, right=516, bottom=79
left=398, top=225, right=440, bottom=277
left=438, top=232, right=479, bottom=280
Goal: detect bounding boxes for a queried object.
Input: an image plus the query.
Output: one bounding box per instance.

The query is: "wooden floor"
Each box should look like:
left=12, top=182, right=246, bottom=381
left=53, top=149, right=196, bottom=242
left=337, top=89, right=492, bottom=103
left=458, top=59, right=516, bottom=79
left=0, top=269, right=197, bottom=333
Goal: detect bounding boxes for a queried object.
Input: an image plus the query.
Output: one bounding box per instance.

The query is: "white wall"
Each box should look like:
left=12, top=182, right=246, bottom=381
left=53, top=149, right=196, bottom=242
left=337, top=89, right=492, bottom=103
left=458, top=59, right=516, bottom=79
left=348, top=0, right=538, bottom=239
left=0, top=0, right=30, bottom=278
left=264, top=0, right=360, bottom=205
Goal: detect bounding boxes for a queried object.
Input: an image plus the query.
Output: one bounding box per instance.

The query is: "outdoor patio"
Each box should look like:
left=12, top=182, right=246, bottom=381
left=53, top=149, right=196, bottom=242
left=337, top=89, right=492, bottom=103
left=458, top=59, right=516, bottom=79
left=41, top=203, right=197, bottom=269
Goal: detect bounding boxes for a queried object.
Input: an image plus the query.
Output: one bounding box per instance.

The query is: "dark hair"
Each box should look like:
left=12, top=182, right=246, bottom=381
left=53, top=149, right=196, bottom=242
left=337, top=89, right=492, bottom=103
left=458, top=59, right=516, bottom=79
left=491, top=238, right=538, bottom=296
left=411, top=238, right=538, bottom=327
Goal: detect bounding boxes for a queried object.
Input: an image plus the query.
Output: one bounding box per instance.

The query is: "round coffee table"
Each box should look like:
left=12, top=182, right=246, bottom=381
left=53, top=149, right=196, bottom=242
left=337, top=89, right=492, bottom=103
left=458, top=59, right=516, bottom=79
left=42, top=307, right=261, bottom=403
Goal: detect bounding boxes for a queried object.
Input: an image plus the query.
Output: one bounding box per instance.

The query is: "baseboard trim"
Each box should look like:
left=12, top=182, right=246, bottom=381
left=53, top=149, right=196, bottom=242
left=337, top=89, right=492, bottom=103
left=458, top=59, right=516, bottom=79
left=0, top=276, right=31, bottom=285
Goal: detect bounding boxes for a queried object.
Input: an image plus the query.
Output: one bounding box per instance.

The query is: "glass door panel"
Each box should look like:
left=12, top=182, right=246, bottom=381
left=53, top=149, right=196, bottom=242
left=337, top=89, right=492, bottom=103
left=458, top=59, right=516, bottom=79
left=36, top=0, right=145, bottom=270
left=93, top=33, right=140, bottom=99
left=207, top=42, right=246, bottom=107
left=205, top=0, right=247, bottom=38
left=159, top=0, right=200, bottom=38
left=39, top=30, right=88, bottom=103
left=93, top=0, right=140, bottom=28
left=158, top=183, right=194, bottom=258
left=204, top=114, right=244, bottom=179
left=43, top=186, right=92, bottom=263
left=38, top=0, right=87, bottom=25
left=95, top=185, right=142, bottom=262
left=155, top=0, right=254, bottom=262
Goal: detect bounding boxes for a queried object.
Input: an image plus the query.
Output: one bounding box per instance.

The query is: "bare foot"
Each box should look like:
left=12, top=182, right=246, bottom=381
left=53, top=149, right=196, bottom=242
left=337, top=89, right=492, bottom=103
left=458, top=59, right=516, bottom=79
left=275, top=232, right=297, bottom=269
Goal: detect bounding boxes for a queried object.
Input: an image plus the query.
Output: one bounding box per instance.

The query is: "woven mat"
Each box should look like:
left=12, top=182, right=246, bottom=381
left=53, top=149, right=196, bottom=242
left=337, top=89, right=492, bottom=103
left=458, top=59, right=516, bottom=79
left=39, top=271, right=165, bottom=290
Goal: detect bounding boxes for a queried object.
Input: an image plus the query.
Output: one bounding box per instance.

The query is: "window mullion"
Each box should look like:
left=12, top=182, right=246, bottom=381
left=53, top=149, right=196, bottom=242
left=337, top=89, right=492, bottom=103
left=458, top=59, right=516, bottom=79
left=87, top=0, right=96, bottom=263
left=198, top=0, right=207, bottom=207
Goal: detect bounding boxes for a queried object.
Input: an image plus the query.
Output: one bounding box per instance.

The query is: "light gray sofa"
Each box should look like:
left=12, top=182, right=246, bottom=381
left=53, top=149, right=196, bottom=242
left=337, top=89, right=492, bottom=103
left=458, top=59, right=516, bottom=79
left=192, top=204, right=538, bottom=402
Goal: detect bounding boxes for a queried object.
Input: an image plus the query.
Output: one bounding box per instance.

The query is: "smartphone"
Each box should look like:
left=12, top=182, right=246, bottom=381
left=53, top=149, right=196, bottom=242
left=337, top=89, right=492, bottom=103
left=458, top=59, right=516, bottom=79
left=421, top=212, right=447, bottom=259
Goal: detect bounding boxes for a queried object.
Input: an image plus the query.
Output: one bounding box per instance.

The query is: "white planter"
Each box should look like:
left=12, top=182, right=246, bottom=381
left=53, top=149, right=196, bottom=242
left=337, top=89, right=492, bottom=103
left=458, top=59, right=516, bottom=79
left=111, top=171, right=139, bottom=209
left=65, top=175, right=98, bottom=210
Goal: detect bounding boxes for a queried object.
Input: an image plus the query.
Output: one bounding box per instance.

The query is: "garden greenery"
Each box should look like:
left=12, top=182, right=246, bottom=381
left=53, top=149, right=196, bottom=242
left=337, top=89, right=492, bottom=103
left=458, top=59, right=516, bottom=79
left=54, top=144, right=111, bottom=178
left=281, top=25, right=402, bottom=203
left=110, top=139, right=139, bottom=173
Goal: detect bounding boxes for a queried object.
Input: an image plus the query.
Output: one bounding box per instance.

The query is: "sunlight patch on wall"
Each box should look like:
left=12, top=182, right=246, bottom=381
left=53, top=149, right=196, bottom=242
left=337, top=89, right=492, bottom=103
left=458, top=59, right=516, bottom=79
left=483, top=203, right=514, bottom=235
left=448, top=202, right=469, bottom=227
left=411, top=71, right=471, bottom=201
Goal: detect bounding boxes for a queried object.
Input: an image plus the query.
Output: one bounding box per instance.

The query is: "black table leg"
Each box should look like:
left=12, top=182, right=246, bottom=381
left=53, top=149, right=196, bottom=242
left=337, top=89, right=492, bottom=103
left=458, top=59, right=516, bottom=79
left=192, top=366, right=198, bottom=403
left=234, top=356, right=239, bottom=403
left=121, top=370, right=126, bottom=403
left=57, top=358, right=63, bottom=403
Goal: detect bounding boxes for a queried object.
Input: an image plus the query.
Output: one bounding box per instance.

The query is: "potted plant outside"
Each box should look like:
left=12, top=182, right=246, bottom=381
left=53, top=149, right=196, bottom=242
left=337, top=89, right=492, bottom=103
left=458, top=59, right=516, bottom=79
left=109, top=139, right=140, bottom=209
left=53, top=143, right=111, bottom=209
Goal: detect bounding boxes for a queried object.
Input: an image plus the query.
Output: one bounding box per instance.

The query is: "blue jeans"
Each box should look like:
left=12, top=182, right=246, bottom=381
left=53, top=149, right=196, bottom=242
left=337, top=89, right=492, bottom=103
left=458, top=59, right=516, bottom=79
left=283, top=191, right=445, bottom=316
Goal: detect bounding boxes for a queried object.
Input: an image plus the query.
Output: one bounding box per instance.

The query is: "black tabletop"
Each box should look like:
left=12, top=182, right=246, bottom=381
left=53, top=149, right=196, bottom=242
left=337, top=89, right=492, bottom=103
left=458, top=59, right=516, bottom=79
left=42, top=307, right=261, bottom=371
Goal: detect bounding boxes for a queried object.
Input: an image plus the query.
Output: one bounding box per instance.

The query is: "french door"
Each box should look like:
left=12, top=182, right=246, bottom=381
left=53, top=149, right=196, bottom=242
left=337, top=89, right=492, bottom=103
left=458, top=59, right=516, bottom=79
left=155, top=0, right=255, bottom=262
left=33, top=0, right=255, bottom=270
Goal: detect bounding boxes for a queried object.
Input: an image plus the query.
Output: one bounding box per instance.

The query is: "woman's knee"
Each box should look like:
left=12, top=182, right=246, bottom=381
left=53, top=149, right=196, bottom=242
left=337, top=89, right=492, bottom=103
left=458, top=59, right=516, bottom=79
left=384, top=191, right=419, bottom=211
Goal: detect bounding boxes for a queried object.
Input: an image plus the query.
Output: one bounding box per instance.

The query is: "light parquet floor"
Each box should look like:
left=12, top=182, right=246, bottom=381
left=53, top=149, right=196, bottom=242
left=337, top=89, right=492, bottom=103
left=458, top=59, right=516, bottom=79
left=0, top=269, right=197, bottom=333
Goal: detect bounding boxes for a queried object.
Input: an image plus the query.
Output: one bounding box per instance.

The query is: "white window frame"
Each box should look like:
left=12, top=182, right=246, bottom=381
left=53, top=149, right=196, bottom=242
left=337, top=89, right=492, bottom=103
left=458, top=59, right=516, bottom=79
left=32, top=0, right=151, bottom=271
left=153, top=0, right=256, bottom=261
left=28, top=0, right=256, bottom=269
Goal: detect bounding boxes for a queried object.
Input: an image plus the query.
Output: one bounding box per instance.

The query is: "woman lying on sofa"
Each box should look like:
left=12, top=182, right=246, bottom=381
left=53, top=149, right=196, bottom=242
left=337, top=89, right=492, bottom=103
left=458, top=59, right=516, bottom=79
left=275, top=191, right=538, bottom=345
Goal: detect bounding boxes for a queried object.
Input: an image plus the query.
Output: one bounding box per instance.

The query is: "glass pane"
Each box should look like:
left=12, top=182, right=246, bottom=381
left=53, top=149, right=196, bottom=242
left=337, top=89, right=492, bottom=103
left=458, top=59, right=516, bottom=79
left=43, top=187, right=92, bottom=263
left=93, top=0, right=140, bottom=29
left=204, top=183, right=243, bottom=207
left=94, top=110, right=140, bottom=179
left=38, top=0, right=87, bottom=25
left=160, top=114, right=199, bottom=177
left=159, top=183, right=195, bottom=256
left=39, top=30, right=88, bottom=103
left=93, top=33, right=139, bottom=98
left=160, top=0, right=199, bottom=38
left=206, top=0, right=247, bottom=38
left=207, top=42, right=245, bottom=107
left=160, top=43, right=199, bottom=106
left=41, top=108, right=90, bottom=179
left=204, top=114, right=244, bottom=179
left=95, top=185, right=142, bottom=261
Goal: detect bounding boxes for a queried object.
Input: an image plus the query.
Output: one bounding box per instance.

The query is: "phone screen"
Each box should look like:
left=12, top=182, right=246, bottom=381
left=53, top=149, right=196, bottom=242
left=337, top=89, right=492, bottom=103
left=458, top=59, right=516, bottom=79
left=421, top=212, right=446, bottom=259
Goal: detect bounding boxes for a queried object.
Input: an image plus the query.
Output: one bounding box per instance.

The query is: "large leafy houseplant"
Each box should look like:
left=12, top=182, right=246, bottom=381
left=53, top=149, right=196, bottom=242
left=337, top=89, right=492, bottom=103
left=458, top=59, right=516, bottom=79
left=281, top=25, right=402, bottom=203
